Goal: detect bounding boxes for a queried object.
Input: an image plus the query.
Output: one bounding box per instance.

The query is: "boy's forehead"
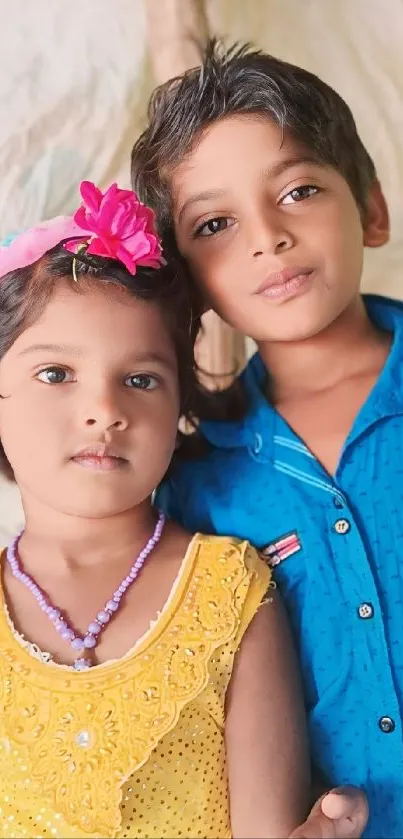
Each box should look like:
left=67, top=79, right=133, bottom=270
left=171, top=114, right=321, bottom=219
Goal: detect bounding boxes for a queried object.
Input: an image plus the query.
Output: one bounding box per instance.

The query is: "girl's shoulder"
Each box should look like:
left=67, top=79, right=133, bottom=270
left=184, top=533, right=272, bottom=641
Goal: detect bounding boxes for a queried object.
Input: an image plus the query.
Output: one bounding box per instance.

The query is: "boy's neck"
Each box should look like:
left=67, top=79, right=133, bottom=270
left=257, top=294, right=390, bottom=402
left=18, top=498, right=158, bottom=574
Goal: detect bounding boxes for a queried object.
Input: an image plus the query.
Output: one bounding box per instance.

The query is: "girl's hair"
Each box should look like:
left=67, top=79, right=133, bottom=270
left=0, top=243, right=206, bottom=479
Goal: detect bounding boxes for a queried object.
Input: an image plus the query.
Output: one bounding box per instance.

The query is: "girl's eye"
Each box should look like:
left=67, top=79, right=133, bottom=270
left=36, top=367, right=73, bottom=384
left=281, top=185, right=319, bottom=205
left=194, top=217, right=233, bottom=237
left=125, top=374, right=159, bottom=391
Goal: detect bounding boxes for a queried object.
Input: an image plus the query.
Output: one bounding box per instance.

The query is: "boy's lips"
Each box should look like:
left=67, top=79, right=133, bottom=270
left=256, top=266, right=314, bottom=301
left=71, top=444, right=128, bottom=472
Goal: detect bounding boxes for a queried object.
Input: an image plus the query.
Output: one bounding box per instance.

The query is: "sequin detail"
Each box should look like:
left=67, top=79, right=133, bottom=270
left=0, top=536, right=271, bottom=838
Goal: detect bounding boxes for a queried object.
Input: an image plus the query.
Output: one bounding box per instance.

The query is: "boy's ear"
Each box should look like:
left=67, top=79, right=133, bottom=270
left=363, top=180, right=390, bottom=248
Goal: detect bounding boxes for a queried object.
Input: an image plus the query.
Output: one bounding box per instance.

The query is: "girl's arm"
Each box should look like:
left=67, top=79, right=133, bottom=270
left=225, top=590, right=310, bottom=838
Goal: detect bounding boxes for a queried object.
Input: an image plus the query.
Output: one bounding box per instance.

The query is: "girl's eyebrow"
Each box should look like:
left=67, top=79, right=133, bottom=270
left=18, top=344, right=177, bottom=371
left=18, top=343, right=83, bottom=357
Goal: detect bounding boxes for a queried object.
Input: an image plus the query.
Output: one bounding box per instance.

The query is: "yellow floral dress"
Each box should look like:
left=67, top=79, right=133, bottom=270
left=0, top=534, right=271, bottom=839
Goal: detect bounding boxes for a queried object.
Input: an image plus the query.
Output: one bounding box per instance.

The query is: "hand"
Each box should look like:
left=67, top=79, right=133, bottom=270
left=289, top=786, right=368, bottom=838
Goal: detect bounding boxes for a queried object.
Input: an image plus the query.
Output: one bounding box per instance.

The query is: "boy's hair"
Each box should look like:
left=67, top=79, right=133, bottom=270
left=132, top=39, right=377, bottom=245
left=0, top=245, right=204, bottom=479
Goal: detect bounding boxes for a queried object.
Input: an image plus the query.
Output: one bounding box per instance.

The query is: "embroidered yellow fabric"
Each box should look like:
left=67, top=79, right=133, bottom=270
left=0, top=535, right=271, bottom=838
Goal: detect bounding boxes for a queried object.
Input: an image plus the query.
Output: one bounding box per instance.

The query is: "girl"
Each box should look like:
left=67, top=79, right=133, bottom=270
left=0, top=181, right=308, bottom=838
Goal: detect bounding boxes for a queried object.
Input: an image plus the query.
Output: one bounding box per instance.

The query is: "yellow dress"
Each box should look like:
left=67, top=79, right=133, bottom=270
left=0, top=534, right=271, bottom=839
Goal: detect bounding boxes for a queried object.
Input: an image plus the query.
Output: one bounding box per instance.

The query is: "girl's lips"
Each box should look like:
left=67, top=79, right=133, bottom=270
left=71, top=454, right=128, bottom=472
left=71, top=445, right=128, bottom=471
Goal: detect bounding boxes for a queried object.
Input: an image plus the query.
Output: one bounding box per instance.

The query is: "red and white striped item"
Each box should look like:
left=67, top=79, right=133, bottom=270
left=260, top=531, right=301, bottom=567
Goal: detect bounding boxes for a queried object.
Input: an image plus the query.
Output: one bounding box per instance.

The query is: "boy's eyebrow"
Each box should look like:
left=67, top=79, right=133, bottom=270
left=178, top=155, right=323, bottom=222
left=265, top=155, right=324, bottom=180
left=178, top=189, right=225, bottom=223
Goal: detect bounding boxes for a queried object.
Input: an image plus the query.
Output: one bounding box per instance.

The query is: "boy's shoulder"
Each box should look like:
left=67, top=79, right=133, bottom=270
left=156, top=352, right=272, bottom=530
left=365, top=293, right=403, bottom=332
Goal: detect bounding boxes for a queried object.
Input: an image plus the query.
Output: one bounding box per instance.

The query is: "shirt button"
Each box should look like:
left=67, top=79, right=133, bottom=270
left=358, top=602, right=374, bottom=619
left=334, top=518, right=351, bottom=534
left=253, top=433, right=263, bottom=455
left=333, top=496, right=344, bottom=509
left=379, top=716, right=395, bottom=734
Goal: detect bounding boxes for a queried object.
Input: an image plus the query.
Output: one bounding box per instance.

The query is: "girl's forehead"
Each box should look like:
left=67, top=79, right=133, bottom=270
left=5, top=283, right=177, bottom=364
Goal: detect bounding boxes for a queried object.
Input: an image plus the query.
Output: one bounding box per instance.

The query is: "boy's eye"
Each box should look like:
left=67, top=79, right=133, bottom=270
left=281, top=185, right=319, bottom=205
left=194, top=217, right=233, bottom=237
left=36, top=366, right=73, bottom=384
left=125, top=374, right=158, bottom=391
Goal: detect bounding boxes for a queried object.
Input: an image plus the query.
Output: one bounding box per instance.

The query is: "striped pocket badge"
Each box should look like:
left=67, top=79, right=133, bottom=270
left=260, top=531, right=301, bottom=567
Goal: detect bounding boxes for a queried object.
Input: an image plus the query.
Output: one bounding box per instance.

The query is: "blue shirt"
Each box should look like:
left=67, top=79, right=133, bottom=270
left=158, top=295, right=403, bottom=839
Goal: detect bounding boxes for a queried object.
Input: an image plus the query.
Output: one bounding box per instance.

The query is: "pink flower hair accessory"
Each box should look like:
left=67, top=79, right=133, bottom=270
left=65, top=181, right=162, bottom=274
left=0, top=180, right=163, bottom=280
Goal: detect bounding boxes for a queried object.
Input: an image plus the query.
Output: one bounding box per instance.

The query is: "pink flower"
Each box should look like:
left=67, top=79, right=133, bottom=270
left=64, top=181, right=162, bottom=274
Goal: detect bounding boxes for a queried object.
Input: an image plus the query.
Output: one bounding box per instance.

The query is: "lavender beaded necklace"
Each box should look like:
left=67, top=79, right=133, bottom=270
left=6, top=511, right=165, bottom=671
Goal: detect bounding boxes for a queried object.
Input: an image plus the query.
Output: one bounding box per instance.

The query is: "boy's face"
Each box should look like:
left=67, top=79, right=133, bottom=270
left=171, top=115, right=388, bottom=342
left=0, top=283, right=180, bottom=520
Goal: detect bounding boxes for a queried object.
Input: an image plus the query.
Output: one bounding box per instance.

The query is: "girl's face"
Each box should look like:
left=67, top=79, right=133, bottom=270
left=0, top=281, right=180, bottom=519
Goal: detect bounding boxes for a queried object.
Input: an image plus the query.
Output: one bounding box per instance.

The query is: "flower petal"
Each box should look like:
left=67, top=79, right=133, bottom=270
left=80, top=181, right=103, bottom=214
left=115, top=245, right=138, bottom=275
left=86, top=237, right=115, bottom=259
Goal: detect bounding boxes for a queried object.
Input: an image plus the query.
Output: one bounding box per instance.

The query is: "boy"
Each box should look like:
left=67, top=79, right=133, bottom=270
left=131, top=41, right=395, bottom=837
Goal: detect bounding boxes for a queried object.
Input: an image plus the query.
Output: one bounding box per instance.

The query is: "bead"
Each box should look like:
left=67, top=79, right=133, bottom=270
left=73, top=658, right=92, bottom=671
left=5, top=511, right=166, bottom=662
left=61, top=628, right=75, bottom=642
left=75, top=730, right=92, bottom=747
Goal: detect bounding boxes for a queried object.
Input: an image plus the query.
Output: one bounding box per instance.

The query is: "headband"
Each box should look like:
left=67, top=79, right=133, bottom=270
left=0, top=180, right=162, bottom=279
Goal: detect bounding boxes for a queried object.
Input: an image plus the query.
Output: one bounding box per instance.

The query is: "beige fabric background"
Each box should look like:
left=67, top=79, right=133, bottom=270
left=0, top=0, right=402, bottom=540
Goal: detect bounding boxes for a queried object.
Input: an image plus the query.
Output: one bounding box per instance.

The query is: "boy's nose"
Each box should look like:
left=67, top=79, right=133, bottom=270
left=249, top=208, right=295, bottom=258
left=252, top=225, right=294, bottom=258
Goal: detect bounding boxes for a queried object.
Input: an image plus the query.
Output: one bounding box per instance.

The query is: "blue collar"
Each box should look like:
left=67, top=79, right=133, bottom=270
left=200, top=294, right=403, bottom=454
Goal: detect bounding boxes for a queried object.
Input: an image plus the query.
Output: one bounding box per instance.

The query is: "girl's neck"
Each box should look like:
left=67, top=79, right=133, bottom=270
left=257, top=295, right=389, bottom=402
left=18, top=497, right=157, bottom=573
